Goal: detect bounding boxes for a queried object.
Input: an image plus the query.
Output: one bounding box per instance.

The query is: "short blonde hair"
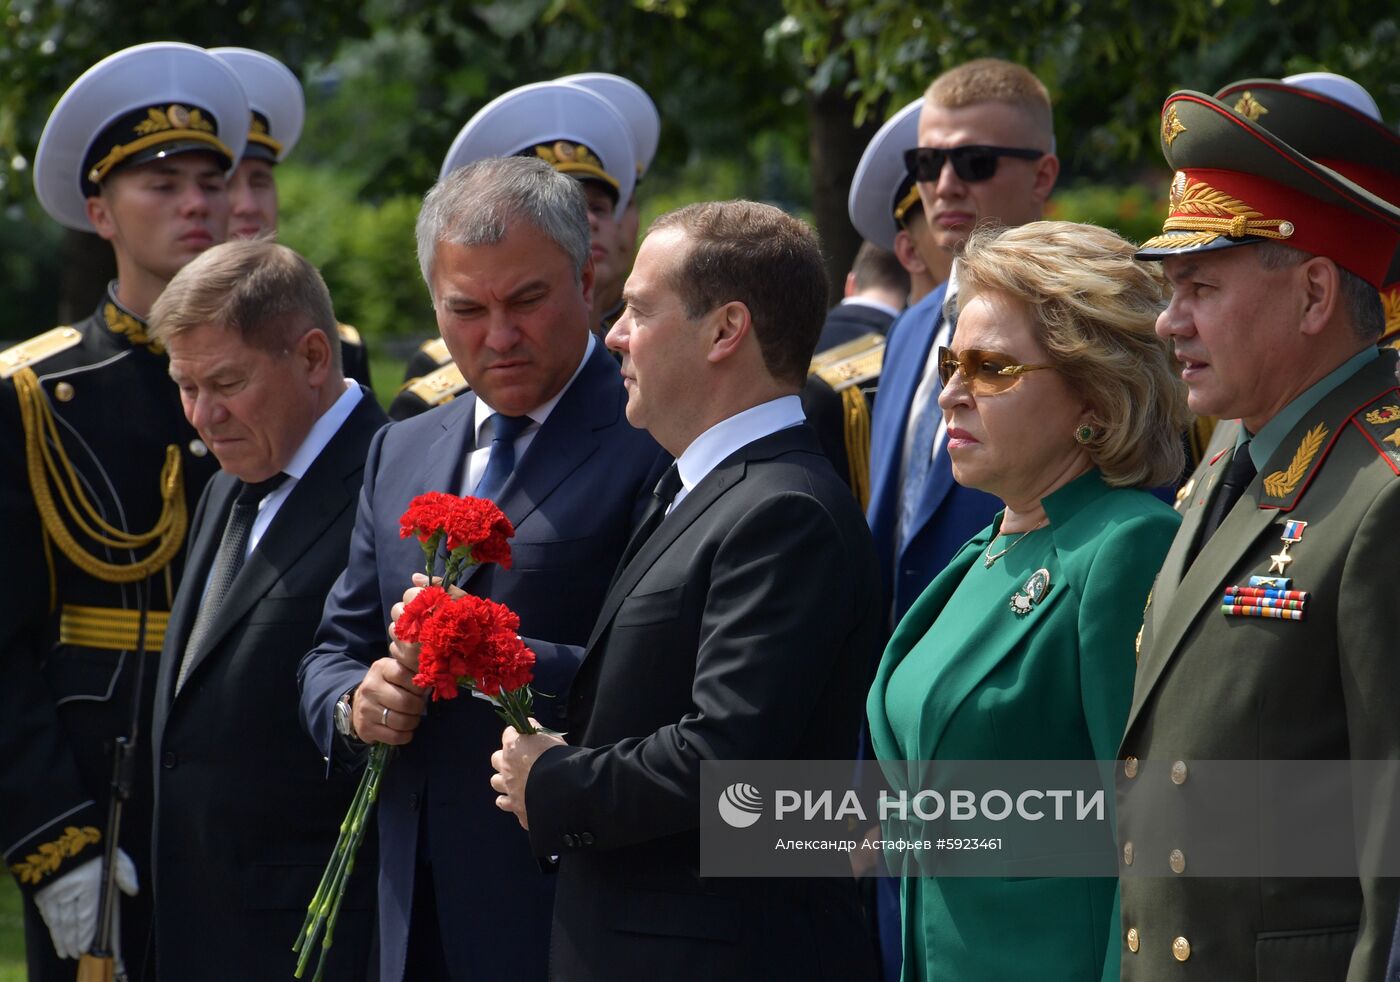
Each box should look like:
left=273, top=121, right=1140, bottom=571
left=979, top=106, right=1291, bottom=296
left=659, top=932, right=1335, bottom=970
left=149, top=238, right=341, bottom=374
left=954, top=221, right=1188, bottom=488
left=926, top=58, right=1054, bottom=149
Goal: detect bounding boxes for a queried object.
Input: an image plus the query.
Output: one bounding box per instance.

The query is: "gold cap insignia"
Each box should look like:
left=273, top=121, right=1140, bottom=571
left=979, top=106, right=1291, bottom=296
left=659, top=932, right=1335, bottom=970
left=1162, top=105, right=1187, bottom=147
left=167, top=104, right=190, bottom=128
left=532, top=141, right=619, bottom=189
left=1141, top=176, right=1296, bottom=250
left=1232, top=91, right=1269, bottom=121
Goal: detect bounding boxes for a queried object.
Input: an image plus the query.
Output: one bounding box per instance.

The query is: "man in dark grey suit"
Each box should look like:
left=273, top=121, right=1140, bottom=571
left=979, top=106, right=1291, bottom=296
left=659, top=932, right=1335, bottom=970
left=147, top=239, right=387, bottom=980
left=489, top=200, right=882, bottom=981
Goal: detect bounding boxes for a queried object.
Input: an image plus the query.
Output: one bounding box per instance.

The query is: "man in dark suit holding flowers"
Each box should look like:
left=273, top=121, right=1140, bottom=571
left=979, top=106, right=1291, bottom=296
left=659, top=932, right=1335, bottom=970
left=298, top=155, right=662, bottom=982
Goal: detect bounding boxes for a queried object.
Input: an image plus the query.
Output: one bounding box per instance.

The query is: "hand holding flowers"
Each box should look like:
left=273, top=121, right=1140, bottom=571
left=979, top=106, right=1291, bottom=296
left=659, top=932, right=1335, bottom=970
left=294, top=493, right=537, bottom=980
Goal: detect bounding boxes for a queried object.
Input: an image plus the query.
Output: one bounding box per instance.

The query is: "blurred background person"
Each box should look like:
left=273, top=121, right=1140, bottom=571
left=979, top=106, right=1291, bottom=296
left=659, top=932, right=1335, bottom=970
left=867, top=220, right=1187, bottom=982
left=806, top=97, right=950, bottom=509
left=818, top=240, right=909, bottom=351
left=210, top=46, right=374, bottom=390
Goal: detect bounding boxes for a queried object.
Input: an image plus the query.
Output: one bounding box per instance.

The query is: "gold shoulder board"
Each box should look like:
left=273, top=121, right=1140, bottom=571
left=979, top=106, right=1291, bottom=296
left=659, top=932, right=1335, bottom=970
left=809, top=332, right=885, bottom=393
left=404, top=362, right=470, bottom=406
left=0, top=328, right=82, bottom=380
left=336, top=323, right=362, bottom=346
left=418, top=337, right=451, bottom=366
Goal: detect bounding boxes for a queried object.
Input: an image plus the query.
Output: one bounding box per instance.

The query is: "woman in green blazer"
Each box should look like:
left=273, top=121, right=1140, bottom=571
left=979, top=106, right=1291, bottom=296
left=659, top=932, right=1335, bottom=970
left=867, top=222, right=1188, bottom=982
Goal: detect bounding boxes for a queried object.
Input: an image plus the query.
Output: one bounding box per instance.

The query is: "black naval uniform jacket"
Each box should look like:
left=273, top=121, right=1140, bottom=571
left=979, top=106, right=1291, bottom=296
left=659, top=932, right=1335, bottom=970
left=0, top=290, right=218, bottom=975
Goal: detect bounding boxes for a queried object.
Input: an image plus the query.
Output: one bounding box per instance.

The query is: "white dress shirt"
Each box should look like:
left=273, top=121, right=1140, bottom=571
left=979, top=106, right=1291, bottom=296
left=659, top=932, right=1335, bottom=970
left=669, top=394, right=806, bottom=513
left=247, top=378, right=364, bottom=556
left=463, top=333, right=597, bottom=495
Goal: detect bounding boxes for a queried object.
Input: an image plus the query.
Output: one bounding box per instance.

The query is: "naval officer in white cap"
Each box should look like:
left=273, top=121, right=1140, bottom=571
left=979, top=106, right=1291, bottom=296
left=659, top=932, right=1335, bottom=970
left=559, top=72, right=662, bottom=333
left=208, top=47, right=374, bottom=389
left=1, top=41, right=246, bottom=981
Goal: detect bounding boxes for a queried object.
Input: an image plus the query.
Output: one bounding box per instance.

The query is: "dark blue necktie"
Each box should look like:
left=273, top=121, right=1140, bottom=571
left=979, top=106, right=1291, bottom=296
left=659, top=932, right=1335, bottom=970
left=474, top=413, right=531, bottom=501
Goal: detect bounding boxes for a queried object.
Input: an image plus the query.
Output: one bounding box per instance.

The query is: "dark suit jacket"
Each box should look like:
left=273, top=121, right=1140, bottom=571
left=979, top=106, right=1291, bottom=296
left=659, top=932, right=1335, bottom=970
left=817, top=299, right=895, bottom=353
left=865, top=284, right=1000, bottom=624
left=523, top=424, right=881, bottom=982
left=298, top=340, right=665, bottom=982
left=149, top=389, right=387, bottom=981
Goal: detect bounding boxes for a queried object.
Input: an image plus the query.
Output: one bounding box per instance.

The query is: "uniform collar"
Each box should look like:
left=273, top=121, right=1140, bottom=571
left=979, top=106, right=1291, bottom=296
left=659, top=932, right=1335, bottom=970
left=101, top=281, right=163, bottom=354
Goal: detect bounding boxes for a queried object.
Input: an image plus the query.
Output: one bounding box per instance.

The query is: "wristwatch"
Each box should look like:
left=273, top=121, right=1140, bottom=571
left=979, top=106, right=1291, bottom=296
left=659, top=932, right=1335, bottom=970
left=334, top=687, right=359, bottom=742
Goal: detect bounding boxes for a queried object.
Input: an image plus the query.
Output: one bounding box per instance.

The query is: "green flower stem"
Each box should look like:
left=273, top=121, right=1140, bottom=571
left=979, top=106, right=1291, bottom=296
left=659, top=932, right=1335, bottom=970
left=494, top=686, right=536, bottom=735
left=293, top=764, right=366, bottom=955
left=311, top=748, right=382, bottom=982
left=294, top=742, right=390, bottom=978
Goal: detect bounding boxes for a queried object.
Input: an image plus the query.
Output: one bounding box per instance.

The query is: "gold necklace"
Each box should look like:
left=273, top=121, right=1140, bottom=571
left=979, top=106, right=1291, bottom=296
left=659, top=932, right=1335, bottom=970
left=983, top=518, right=1048, bottom=569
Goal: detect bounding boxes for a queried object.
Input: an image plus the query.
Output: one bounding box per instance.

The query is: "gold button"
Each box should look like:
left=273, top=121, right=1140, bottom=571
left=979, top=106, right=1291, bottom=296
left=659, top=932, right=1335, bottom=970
left=189, top=439, right=208, bottom=458
left=1173, top=936, right=1191, bottom=961
left=1171, top=760, right=1188, bottom=785
left=1127, top=927, right=1140, bottom=953
left=54, top=381, right=75, bottom=402
left=1169, top=848, right=1186, bottom=874
left=1122, top=841, right=1134, bottom=866
left=1124, top=755, right=1139, bottom=779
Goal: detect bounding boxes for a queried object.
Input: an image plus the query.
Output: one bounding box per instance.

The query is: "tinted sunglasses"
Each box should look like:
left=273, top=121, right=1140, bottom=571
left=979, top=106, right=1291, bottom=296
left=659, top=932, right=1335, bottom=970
left=903, top=145, right=1044, bottom=183
left=937, top=346, right=1052, bottom=395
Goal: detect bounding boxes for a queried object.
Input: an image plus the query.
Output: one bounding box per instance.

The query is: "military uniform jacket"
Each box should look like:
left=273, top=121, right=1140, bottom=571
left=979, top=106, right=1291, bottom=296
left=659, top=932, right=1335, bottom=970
left=1118, top=350, right=1400, bottom=982
left=0, top=293, right=217, bottom=913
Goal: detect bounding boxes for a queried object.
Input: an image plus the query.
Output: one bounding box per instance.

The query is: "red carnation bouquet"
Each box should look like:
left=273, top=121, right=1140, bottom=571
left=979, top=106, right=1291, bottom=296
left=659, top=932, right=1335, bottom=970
left=294, top=493, right=537, bottom=979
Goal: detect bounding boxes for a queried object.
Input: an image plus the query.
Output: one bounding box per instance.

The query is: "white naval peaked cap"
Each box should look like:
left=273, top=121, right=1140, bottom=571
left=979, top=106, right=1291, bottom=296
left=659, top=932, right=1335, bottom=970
left=1281, top=71, right=1382, bottom=122
left=34, top=42, right=248, bottom=232
left=848, top=98, right=924, bottom=251
left=209, top=47, right=305, bottom=163
left=557, top=72, right=660, bottom=178
left=440, top=81, right=636, bottom=215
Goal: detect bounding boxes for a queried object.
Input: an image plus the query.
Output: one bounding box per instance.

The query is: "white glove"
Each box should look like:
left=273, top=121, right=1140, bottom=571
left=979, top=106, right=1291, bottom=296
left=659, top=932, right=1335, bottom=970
left=33, top=849, right=139, bottom=960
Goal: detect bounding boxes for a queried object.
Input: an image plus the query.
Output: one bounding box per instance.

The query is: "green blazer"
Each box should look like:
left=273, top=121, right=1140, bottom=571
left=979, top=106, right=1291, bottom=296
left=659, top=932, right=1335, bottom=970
left=868, top=469, right=1179, bottom=982
left=1119, top=350, right=1400, bottom=982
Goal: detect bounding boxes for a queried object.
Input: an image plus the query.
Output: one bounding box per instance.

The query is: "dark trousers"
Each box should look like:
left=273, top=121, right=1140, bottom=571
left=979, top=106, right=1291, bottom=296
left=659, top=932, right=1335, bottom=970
left=404, top=861, right=452, bottom=981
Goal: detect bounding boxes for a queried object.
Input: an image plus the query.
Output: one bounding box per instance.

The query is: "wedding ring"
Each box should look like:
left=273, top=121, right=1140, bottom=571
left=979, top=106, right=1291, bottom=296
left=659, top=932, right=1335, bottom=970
left=380, top=706, right=390, bottom=726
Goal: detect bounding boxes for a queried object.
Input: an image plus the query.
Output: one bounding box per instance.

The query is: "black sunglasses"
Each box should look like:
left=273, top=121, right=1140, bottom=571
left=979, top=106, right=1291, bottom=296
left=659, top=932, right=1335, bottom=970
left=902, top=145, right=1044, bottom=184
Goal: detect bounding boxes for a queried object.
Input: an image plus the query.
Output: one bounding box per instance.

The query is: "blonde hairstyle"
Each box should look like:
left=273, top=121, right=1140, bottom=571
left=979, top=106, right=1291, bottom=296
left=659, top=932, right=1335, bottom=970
left=925, top=58, right=1054, bottom=149
left=954, top=221, right=1188, bottom=488
left=149, top=238, right=341, bottom=375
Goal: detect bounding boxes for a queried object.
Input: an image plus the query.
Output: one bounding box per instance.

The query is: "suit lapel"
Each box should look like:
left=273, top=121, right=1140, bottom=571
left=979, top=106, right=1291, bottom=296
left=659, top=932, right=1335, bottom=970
left=1146, top=434, right=1237, bottom=627
left=909, top=429, right=956, bottom=539
left=173, top=397, right=383, bottom=696
left=1126, top=357, right=1397, bottom=732
left=579, top=426, right=809, bottom=656
left=582, top=454, right=740, bottom=655
left=158, top=474, right=238, bottom=710
left=421, top=393, right=477, bottom=498
left=459, top=343, right=617, bottom=589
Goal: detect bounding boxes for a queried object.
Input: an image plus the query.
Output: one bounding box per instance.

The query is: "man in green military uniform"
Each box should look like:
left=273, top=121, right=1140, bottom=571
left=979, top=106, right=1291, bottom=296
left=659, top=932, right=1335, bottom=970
left=1119, top=89, right=1400, bottom=981
left=1212, top=71, right=1400, bottom=346
left=0, top=43, right=246, bottom=980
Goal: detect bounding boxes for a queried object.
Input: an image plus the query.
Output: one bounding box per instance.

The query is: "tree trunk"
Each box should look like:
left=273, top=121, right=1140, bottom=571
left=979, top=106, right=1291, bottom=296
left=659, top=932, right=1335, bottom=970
left=807, top=86, right=883, bottom=307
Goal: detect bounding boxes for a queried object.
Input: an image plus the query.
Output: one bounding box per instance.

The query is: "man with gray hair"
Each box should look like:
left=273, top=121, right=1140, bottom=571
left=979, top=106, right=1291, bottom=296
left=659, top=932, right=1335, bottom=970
left=298, top=156, right=663, bottom=981
left=147, top=238, right=387, bottom=979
